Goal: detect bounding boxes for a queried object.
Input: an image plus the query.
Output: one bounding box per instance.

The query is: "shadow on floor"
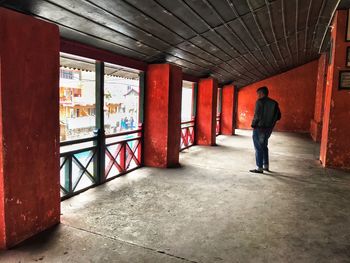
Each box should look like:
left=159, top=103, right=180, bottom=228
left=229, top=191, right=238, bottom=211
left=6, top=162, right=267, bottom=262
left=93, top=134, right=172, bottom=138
left=9, top=224, right=61, bottom=253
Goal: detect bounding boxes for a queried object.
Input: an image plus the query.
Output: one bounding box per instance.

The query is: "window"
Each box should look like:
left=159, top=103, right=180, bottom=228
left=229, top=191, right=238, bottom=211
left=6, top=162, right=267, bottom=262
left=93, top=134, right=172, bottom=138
left=60, top=69, right=74, bottom=79
left=59, top=53, right=96, bottom=142
left=104, top=63, right=140, bottom=135
left=181, top=81, right=194, bottom=122
left=59, top=52, right=143, bottom=199
left=216, top=88, right=222, bottom=136
left=180, top=81, right=196, bottom=151
left=217, top=88, right=222, bottom=115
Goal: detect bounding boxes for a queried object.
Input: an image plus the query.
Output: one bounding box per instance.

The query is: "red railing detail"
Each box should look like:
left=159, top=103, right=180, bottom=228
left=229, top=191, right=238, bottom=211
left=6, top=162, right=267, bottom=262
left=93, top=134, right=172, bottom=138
left=216, top=114, right=221, bottom=136
left=180, top=119, right=195, bottom=151
left=105, top=128, right=142, bottom=180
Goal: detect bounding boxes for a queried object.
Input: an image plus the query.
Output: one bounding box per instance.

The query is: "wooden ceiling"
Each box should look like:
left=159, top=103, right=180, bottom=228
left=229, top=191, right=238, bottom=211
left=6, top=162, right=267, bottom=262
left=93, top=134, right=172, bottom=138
left=1, top=0, right=343, bottom=87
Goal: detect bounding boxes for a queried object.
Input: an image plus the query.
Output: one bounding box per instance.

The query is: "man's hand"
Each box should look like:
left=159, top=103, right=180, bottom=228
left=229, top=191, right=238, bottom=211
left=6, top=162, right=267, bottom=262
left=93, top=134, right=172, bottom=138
left=251, top=100, right=262, bottom=129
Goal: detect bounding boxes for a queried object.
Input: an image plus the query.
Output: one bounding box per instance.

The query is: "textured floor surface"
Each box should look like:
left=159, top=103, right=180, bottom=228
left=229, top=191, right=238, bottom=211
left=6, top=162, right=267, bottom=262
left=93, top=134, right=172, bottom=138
left=1, top=130, right=350, bottom=263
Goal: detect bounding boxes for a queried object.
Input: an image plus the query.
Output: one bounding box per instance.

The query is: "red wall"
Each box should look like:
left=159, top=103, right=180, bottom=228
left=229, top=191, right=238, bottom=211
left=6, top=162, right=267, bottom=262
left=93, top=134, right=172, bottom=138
left=236, top=60, right=318, bottom=132
left=320, top=11, right=350, bottom=169
left=314, top=54, right=328, bottom=124
left=310, top=54, right=327, bottom=141
left=0, top=8, right=60, bottom=248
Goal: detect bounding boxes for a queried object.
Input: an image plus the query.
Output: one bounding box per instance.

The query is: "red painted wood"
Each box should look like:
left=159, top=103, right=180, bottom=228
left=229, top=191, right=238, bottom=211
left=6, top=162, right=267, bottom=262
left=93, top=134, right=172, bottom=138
left=60, top=38, right=147, bottom=71
left=310, top=54, right=328, bottom=142
left=167, top=65, right=183, bottom=164
left=216, top=114, right=221, bottom=136
left=125, top=142, right=138, bottom=168
left=137, top=124, right=143, bottom=164
left=105, top=144, right=123, bottom=177
left=0, top=8, right=60, bottom=249
left=236, top=60, right=318, bottom=132
left=196, top=78, right=218, bottom=145
left=0, top=94, right=4, bottom=249
left=221, top=84, right=236, bottom=135
left=120, top=143, right=126, bottom=171
left=180, top=121, right=195, bottom=151
left=320, top=10, right=350, bottom=169
left=143, top=64, right=182, bottom=167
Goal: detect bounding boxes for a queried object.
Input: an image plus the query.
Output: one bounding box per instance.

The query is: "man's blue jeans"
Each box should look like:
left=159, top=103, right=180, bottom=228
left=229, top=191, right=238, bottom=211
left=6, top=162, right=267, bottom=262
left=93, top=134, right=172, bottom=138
left=252, top=128, right=273, bottom=169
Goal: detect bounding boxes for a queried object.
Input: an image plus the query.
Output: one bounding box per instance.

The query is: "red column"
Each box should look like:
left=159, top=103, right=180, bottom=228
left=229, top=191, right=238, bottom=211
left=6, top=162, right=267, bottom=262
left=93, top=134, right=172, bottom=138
left=143, top=64, right=182, bottom=168
left=320, top=10, right=350, bottom=169
left=0, top=8, right=60, bottom=249
left=221, top=84, right=236, bottom=135
left=196, top=78, right=218, bottom=145
left=310, top=54, right=327, bottom=142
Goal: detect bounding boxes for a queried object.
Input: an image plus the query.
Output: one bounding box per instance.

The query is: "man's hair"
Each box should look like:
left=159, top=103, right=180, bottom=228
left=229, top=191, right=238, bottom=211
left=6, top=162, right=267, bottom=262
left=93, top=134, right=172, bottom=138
left=257, top=86, right=269, bottom=96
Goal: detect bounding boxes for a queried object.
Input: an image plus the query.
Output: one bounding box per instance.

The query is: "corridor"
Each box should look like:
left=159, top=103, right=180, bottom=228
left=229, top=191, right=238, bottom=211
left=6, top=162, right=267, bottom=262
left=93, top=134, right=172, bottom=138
left=1, top=130, right=350, bottom=262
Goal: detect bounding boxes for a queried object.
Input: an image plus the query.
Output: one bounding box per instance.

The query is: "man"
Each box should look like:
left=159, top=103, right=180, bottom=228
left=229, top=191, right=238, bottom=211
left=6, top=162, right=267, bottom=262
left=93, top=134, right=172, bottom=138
left=249, top=86, right=281, bottom=173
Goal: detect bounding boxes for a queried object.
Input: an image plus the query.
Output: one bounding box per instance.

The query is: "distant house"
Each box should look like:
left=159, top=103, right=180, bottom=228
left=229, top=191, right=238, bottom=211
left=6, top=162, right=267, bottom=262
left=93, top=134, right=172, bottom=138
left=59, top=68, right=96, bottom=140
left=123, top=86, right=139, bottom=116
left=59, top=68, right=140, bottom=139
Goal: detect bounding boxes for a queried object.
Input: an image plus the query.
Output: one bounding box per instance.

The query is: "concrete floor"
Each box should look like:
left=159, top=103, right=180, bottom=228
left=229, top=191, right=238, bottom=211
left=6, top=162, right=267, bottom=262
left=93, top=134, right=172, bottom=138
left=1, top=130, right=350, bottom=263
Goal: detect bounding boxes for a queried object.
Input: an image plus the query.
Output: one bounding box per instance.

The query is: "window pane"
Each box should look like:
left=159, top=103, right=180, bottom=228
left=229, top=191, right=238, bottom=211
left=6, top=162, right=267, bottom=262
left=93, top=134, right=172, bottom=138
left=104, top=63, right=140, bottom=135
left=217, top=88, right=222, bottom=114
left=59, top=53, right=96, bottom=142
left=181, top=81, right=194, bottom=122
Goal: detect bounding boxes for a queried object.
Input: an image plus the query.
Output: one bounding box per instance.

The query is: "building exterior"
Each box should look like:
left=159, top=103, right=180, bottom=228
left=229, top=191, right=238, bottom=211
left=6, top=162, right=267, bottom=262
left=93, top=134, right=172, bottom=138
left=59, top=66, right=139, bottom=141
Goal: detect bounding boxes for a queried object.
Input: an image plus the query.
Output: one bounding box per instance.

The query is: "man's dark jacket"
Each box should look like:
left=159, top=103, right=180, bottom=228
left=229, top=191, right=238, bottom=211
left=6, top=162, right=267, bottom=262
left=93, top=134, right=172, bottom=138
left=251, top=97, right=281, bottom=128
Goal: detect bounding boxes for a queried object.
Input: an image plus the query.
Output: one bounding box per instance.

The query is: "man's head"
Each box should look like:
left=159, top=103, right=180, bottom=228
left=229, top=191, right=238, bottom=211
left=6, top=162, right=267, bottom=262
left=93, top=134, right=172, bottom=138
left=257, top=86, right=269, bottom=99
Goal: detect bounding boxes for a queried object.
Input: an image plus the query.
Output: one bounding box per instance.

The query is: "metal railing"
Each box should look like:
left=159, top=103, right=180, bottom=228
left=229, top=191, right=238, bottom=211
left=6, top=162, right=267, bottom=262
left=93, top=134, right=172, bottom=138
left=180, top=119, right=195, bottom=151
left=60, top=126, right=143, bottom=200
left=216, top=114, right=221, bottom=136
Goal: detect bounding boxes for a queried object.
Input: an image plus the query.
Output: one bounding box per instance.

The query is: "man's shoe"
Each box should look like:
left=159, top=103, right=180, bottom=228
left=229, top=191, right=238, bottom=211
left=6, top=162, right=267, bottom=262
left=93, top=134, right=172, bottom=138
left=249, top=169, right=263, bottom=173
left=263, top=168, right=270, bottom=172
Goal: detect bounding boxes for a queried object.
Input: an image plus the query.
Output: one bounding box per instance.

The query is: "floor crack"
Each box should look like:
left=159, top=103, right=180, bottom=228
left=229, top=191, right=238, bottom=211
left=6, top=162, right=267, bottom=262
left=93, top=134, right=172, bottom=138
left=62, top=223, right=199, bottom=263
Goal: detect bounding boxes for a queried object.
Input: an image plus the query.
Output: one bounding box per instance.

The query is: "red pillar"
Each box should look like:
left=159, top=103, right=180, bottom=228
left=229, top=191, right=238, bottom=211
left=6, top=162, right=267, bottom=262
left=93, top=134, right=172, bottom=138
left=320, top=10, right=350, bottom=169
left=0, top=8, right=60, bottom=249
left=143, top=64, right=182, bottom=168
left=221, top=84, right=236, bottom=135
left=310, top=54, right=327, bottom=142
left=196, top=78, right=218, bottom=145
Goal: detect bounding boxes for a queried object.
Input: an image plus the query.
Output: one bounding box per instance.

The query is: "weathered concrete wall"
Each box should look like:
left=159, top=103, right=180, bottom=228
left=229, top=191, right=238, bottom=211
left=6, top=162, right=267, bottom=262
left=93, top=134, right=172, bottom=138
left=143, top=64, right=182, bottom=168
left=196, top=78, right=218, bottom=145
left=167, top=65, right=183, bottom=165
left=310, top=54, right=327, bottom=142
left=221, top=85, right=236, bottom=135
left=236, top=60, right=318, bottom=132
left=320, top=10, right=350, bottom=169
left=0, top=7, right=60, bottom=249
